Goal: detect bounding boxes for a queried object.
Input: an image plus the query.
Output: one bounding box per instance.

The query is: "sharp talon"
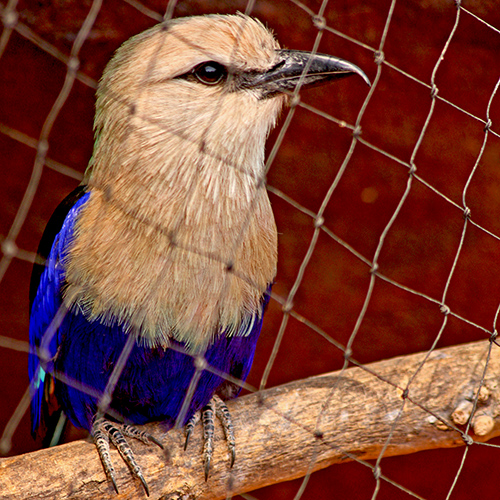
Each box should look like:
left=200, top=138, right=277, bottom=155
left=230, top=448, right=235, bottom=468
left=184, top=429, right=192, bottom=451
left=111, top=475, right=119, bottom=495
left=204, top=456, right=211, bottom=481
left=138, top=472, right=150, bottom=497
left=184, top=411, right=200, bottom=451
left=149, top=435, right=164, bottom=449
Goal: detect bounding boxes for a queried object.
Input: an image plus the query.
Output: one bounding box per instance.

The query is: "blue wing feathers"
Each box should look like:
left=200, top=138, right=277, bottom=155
left=29, top=188, right=268, bottom=435
left=29, top=191, right=90, bottom=435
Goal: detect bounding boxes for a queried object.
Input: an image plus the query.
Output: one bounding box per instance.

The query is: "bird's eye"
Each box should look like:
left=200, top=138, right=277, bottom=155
left=192, top=61, right=227, bottom=85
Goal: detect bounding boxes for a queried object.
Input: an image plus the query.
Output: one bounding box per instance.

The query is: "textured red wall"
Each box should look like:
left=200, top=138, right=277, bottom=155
left=1, top=0, right=500, bottom=498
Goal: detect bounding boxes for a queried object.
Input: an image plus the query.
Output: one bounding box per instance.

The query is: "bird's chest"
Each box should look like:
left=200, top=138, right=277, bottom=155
left=63, top=189, right=277, bottom=350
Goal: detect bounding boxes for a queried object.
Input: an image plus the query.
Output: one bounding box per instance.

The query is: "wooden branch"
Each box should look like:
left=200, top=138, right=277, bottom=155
left=2, top=339, right=499, bottom=499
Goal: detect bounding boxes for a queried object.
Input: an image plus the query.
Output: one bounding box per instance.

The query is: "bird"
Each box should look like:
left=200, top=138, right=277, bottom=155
left=28, top=13, right=369, bottom=496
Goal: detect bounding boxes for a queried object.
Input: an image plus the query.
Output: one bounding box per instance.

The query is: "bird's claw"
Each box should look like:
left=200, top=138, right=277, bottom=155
left=214, top=396, right=236, bottom=468
left=184, top=394, right=235, bottom=480
left=121, top=423, right=165, bottom=449
left=184, top=411, right=200, bottom=450
left=92, top=416, right=163, bottom=496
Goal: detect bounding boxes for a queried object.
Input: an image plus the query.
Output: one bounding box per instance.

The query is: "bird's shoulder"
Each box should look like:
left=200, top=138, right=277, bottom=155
left=29, top=185, right=89, bottom=330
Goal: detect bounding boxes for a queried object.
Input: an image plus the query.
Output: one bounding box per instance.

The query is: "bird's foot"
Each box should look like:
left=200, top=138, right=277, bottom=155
left=92, top=416, right=164, bottom=496
left=184, top=394, right=235, bottom=480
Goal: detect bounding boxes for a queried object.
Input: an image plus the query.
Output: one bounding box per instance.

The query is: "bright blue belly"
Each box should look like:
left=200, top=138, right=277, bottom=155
left=54, top=308, right=264, bottom=431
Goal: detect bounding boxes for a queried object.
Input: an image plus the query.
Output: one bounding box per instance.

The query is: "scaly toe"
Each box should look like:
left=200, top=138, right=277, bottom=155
left=213, top=395, right=235, bottom=467
left=92, top=416, right=159, bottom=496
left=201, top=399, right=215, bottom=480
left=184, top=395, right=236, bottom=480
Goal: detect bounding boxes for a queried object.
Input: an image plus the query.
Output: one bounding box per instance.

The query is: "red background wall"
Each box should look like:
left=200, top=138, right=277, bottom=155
left=1, top=0, right=500, bottom=498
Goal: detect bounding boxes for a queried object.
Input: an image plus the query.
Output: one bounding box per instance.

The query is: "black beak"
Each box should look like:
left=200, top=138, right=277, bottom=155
left=243, top=49, right=370, bottom=96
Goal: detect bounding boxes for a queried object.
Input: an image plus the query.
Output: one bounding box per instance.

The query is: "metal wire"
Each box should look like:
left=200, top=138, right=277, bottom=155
left=1, top=0, right=500, bottom=499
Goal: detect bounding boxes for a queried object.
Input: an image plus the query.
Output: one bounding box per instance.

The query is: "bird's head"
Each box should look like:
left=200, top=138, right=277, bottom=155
left=88, top=13, right=369, bottom=193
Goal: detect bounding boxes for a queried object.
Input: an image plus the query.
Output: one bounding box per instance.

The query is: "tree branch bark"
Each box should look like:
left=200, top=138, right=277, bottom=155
left=1, top=339, right=499, bottom=499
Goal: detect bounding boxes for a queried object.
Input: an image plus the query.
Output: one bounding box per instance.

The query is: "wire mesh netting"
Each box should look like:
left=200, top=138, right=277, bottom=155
left=1, top=0, right=500, bottom=498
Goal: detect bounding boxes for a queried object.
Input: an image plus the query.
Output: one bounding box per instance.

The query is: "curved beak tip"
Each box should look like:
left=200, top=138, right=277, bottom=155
left=358, top=69, right=371, bottom=87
